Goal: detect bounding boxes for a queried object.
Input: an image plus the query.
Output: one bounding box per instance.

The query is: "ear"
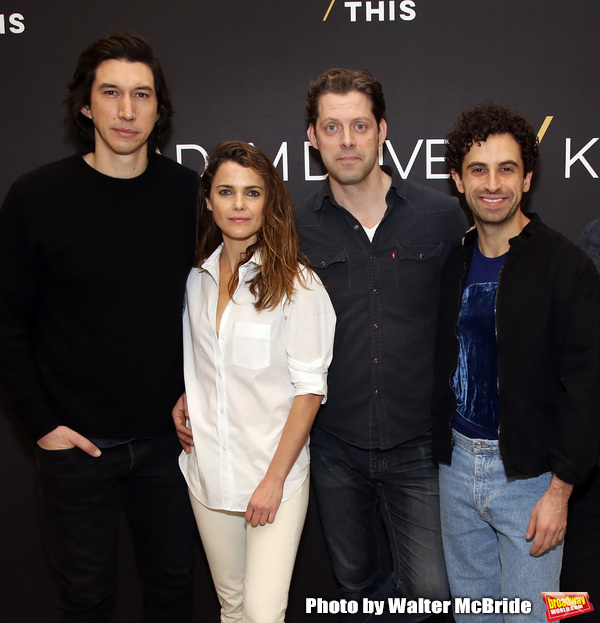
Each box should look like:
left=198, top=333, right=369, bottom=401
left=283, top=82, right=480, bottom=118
left=80, top=105, right=92, bottom=120
left=307, top=124, right=319, bottom=150
left=450, top=169, right=465, bottom=194
left=523, top=170, right=533, bottom=193
left=206, top=198, right=213, bottom=212
left=378, top=118, right=388, bottom=146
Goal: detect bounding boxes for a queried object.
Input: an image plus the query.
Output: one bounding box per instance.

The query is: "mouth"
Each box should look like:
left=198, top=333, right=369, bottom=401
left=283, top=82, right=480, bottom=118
left=113, top=128, right=138, bottom=138
left=480, top=196, right=506, bottom=205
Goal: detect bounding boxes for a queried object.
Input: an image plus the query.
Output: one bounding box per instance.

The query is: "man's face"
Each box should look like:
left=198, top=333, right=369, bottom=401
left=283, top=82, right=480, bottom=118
left=81, top=59, right=158, bottom=160
left=307, top=91, right=387, bottom=187
left=451, top=133, right=532, bottom=227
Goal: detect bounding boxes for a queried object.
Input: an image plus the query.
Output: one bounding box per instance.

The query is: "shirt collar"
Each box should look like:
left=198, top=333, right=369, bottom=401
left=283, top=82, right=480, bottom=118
left=311, top=165, right=408, bottom=212
left=200, top=243, right=262, bottom=279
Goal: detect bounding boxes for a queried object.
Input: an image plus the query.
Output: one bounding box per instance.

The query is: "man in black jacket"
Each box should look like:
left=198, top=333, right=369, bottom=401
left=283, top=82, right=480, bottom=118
left=432, top=103, right=600, bottom=622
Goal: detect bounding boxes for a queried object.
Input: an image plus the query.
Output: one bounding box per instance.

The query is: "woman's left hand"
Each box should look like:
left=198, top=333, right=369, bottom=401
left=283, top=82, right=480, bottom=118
left=245, top=477, right=283, bottom=527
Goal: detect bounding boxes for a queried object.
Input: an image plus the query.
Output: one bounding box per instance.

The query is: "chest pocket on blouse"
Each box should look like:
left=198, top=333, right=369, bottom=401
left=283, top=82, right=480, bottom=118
left=232, top=322, right=271, bottom=370
left=395, top=240, right=443, bottom=290
left=305, top=247, right=349, bottom=293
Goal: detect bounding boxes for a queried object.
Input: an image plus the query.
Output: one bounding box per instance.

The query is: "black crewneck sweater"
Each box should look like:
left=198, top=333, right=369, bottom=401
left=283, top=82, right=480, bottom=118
left=0, top=154, right=198, bottom=440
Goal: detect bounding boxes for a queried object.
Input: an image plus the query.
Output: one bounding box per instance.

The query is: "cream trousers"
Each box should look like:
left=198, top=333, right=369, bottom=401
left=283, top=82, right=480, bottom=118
left=189, top=476, right=309, bottom=623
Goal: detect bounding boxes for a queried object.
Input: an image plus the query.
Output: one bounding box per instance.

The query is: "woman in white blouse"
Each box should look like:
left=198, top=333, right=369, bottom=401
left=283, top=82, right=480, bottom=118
left=173, top=141, right=336, bottom=623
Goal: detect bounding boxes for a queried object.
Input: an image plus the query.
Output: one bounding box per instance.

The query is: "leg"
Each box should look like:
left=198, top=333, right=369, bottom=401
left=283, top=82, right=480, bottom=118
left=189, top=493, right=246, bottom=623
left=121, top=432, right=195, bottom=623
left=243, top=476, right=310, bottom=623
left=36, top=445, right=125, bottom=623
left=493, top=471, right=562, bottom=623
left=438, top=437, right=502, bottom=623
left=373, top=433, right=449, bottom=621
left=310, top=428, right=382, bottom=607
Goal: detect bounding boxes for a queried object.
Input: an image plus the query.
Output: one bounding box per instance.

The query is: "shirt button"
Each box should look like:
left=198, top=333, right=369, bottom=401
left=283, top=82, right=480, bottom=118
left=353, top=224, right=359, bottom=230
left=372, top=288, right=378, bottom=295
left=374, top=389, right=381, bottom=396
left=419, top=253, right=425, bottom=260
left=373, top=358, right=379, bottom=364
left=373, top=323, right=379, bottom=329
left=475, top=442, right=482, bottom=449
left=320, top=261, right=326, bottom=267
left=370, top=256, right=375, bottom=261
left=219, top=408, right=224, bottom=413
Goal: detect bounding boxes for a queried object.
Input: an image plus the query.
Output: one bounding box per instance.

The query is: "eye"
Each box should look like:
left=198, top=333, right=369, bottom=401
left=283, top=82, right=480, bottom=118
left=218, top=189, right=232, bottom=196
left=324, top=123, right=338, bottom=133
left=246, top=189, right=262, bottom=198
left=135, top=91, right=150, bottom=99
left=354, top=122, right=367, bottom=131
left=103, top=90, right=118, bottom=96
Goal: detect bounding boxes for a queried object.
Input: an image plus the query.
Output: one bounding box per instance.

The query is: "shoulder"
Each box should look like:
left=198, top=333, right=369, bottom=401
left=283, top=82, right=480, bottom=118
left=400, top=179, right=462, bottom=216
left=295, top=190, right=323, bottom=223
left=525, top=217, right=598, bottom=277
left=151, top=155, right=199, bottom=185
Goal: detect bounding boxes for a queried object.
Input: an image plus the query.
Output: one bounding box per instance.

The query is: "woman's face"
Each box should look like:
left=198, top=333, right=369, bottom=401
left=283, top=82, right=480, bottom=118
left=207, top=160, right=265, bottom=249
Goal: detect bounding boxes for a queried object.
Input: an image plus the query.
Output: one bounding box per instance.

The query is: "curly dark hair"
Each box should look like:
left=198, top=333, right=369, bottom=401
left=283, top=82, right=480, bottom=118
left=446, top=103, right=539, bottom=175
left=305, top=68, right=385, bottom=127
left=196, top=141, right=308, bottom=311
left=66, top=31, right=173, bottom=153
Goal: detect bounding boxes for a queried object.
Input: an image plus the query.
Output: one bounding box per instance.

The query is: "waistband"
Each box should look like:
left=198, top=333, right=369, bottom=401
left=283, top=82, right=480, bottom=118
left=452, top=428, right=500, bottom=454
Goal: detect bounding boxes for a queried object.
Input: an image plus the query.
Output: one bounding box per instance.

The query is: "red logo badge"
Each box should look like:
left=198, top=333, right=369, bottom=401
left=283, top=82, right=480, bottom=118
left=542, top=592, right=594, bottom=621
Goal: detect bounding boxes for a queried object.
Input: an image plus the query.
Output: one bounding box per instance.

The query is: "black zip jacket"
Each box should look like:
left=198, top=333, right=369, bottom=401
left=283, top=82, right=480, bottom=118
left=432, top=214, right=600, bottom=485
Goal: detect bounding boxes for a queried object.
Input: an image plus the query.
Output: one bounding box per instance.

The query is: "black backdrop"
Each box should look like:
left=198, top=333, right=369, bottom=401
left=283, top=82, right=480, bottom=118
left=1, top=2, right=600, bottom=621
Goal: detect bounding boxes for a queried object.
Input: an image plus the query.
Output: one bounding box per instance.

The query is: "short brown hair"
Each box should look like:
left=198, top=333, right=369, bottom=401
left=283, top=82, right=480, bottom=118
left=305, top=68, right=385, bottom=127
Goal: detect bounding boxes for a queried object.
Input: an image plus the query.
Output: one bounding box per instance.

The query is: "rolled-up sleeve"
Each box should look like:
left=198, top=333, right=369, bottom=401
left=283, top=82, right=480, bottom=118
left=284, top=268, right=336, bottom=401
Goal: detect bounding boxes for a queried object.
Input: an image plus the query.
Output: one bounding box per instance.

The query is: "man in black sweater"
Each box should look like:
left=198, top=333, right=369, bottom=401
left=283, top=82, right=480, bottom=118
left=0, top=32, right=197, bottom=622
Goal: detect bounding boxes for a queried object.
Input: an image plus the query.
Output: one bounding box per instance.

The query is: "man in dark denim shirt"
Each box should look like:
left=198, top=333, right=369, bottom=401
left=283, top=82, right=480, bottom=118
left=296, top=69, right=467, bottom=621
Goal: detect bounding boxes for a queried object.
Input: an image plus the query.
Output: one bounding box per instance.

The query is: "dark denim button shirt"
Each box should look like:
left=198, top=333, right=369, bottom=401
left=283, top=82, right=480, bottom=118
left=296, top=167, right=467, bottom=449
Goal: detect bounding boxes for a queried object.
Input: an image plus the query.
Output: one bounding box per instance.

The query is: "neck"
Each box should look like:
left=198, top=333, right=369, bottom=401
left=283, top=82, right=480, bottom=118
left=220, top=239, right=252, bottom=273
left=330, top=166, right=391, bottom=227
left=475, top=211, right=530, bottom=257
left=83, top=144, right=150, bottom=179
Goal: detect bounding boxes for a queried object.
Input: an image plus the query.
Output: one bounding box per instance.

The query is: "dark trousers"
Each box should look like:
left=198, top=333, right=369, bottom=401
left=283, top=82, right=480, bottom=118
left=310, top=428, right=449, bottom=622
left=36, top=431, right=195, bottom=623
left=561, top=465, right=600, bottom=623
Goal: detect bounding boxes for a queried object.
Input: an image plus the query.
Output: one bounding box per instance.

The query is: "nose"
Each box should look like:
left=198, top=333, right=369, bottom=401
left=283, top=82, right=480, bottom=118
left=485, top=171, right=501, bottom=192
left=340, top=126, right=355, bottom=148
left=119, top=95, right=135, bottom=121
left=233, top=191, right=245, bottom=210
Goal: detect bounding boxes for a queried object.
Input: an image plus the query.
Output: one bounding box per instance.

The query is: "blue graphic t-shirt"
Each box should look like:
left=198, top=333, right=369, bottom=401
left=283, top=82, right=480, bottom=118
left=452, top=243, right=506, bottom=440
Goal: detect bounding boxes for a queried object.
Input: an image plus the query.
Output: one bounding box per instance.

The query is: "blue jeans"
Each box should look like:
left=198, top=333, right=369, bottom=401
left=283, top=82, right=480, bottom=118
left=439, top=430, right=563, bottom=623
left=36, top=431, right=195, bottom=622
left=310, top=428, right=449, bottom=622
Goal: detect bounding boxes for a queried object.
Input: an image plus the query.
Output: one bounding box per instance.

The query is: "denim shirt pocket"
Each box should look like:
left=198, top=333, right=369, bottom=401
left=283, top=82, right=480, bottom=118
left=232, top=322, right=271, bottom=370
left=305, top=246, right=349, bottom=293
left=395, top=240, right=443, bottom=290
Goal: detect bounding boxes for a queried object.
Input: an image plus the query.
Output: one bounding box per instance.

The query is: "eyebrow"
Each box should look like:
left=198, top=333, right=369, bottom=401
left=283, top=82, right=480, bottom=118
left=467, top=159, right=520, bottom=168
left=97, top=82, right=154, bottom=91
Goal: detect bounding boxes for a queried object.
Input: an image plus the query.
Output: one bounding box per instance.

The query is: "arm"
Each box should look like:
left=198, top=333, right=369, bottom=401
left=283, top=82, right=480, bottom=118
left=245, top=393, right=323, bottom=527
left=171, top=393, right=194, bottom=453
left=526, top=474, right=573, bottom=556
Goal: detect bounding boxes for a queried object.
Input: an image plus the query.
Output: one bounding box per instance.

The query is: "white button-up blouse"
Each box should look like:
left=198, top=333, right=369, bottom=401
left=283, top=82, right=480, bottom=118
left=179, top=244, right=336, bottom=512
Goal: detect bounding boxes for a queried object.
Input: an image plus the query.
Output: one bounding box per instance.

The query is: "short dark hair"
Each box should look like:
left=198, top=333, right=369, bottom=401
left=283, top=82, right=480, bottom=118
left=446, top=103, right=539, bottom=175
left=66, top=31, right=173, bottom=152
left=305, top=68, right=385, bottom=127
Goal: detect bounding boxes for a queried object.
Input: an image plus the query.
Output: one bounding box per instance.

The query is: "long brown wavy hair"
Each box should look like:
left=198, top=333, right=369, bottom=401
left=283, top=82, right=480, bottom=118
left=196, top=141, right=308, bottom=311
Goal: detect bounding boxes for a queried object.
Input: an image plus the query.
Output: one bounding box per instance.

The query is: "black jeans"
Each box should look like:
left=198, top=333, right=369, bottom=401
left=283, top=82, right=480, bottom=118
left=36, top=431, right=195, bottom=622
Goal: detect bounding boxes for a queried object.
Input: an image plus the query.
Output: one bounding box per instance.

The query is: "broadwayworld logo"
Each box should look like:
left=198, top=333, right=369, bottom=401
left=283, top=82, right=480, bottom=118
left=323, top=0, right=417, bottom=22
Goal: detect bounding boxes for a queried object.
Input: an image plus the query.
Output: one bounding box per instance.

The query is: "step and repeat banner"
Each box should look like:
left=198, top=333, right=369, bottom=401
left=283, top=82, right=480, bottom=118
left=1, top=1, right=599, bottom=621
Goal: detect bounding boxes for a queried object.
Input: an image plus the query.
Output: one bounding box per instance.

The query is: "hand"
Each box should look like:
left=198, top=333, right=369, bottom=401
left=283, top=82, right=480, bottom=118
left=172, top=393, right=194, bottom=453
left=37, top=425, right=101, bottom=457
left=526, top=476, right=573, bottom=556
left=245, top=476, right=283, bottom=527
